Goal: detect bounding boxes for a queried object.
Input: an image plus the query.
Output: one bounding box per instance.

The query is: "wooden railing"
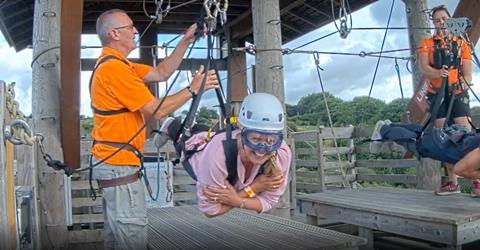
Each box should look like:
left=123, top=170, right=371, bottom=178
left=291, top=126, right=421, bottom=194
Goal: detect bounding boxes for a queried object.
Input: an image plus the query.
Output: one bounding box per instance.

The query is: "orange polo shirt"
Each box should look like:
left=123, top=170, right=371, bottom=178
left=91, top=47, right=154, bottom=166
left=418, top=34, right=472, bottom=94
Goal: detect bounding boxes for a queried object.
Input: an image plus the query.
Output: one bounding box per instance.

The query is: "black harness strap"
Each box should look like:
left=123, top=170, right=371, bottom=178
left=89, top=55, right=130, bottom=115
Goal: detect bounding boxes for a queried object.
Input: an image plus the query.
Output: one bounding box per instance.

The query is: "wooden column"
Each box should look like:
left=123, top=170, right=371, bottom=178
left=61, top=0, right=83, bottom=169
left=252, top=0, right=289, bottom=218
left=403, top=0, right=431, bottom=89
left=403, top=0, right=441, bottom=190
left=0, top=82, right=16, bottom=250
left=32, top=0, right=67, bottom=248
left=454, top=0, right=480, bottom=45
left=140, top=29, right=159, bottom=97
left=140, top=29, right=159, bottom=135
left=228, top=41, right=248, bottom=114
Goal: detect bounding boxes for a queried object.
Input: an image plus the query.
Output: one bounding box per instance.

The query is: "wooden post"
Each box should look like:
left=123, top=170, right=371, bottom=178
left=0, top=82, right=17, bottom=250
left=32, top=0, right=68, bottom=248
left=288, top=135, right=296, bottom=214
left=228, top=41, right=248, bottom=115
left=454, top=0, right=480, bottom=45
left=61, top=0, right=83, bottom=169
left=403, top=0, right=431, bottom=90
left=252, top=0, right=289, bottom=218
left=403, top=0, right=441, bottom=190
left=140, top=29, right=159, bottom=136
left=317, top=127, right=326, bottom=192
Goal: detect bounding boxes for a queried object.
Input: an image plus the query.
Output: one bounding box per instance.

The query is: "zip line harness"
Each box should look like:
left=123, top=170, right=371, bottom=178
left=419, top=18, right=480, bottom=138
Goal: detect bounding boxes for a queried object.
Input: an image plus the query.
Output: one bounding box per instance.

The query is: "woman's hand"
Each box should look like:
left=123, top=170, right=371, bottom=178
left=251, top=174, right=284, bottom=193
left=204, top=182, right=242, bottom=207
left=189, top=65, right=219, bottom=94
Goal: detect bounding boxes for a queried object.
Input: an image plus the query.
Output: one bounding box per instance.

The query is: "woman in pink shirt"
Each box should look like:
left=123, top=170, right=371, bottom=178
left=156, top=93, right=292, bottom=217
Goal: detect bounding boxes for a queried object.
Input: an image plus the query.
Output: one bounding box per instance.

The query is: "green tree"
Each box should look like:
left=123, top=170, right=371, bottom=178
left=346, top=96, right=386, bottom=125
left=80, top=116, right=93, bottom=136
left=381, top=98, right=410, bottom=122
left=296, top=92, right=345, bottom=126
left=196, top=107, right=219, bottom=126
left=285, top=103, right=298, bottom=117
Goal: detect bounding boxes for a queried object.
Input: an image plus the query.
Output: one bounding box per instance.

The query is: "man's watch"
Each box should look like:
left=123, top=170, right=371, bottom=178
left=186, top=86, right=197, bottom=97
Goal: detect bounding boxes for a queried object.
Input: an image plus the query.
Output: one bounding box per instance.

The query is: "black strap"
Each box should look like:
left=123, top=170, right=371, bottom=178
left=89, top=55, right=131, bottom=116
left=222, top=138, right=239, bottom=185
left=93, top=140, right=144, bottom=159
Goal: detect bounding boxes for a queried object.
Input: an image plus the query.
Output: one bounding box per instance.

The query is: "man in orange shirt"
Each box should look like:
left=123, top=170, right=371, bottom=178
left=418, top=5, right=478, bottom=197
left=90, top=9, right=219, bottom=249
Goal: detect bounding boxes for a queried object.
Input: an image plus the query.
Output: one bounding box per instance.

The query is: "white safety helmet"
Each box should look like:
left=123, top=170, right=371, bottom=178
left=238, top=92, right=285, bottom=132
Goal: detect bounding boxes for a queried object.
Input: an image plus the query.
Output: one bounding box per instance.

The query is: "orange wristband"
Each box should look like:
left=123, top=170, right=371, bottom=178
left=243, top=186, right=256, bottom=198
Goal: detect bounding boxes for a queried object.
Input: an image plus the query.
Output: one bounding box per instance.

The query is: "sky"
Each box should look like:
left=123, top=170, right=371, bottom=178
left=2, top=0, right=480, bottom=117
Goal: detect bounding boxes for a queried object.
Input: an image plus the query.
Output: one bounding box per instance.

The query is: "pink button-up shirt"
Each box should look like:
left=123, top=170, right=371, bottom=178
left=187, top=130, right=292, bottom=216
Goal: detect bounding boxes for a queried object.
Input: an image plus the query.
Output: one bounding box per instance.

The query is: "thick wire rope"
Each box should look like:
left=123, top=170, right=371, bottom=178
left=312, top=52, right=350, bottom=187
left=367, top=0, right=395, bottom=99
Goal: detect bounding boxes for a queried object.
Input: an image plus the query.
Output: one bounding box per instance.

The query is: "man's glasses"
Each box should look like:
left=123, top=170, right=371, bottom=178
left=113, top=24, right=135, bottom=31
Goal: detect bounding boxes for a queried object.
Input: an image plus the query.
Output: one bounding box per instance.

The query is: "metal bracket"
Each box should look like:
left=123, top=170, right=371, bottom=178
left=444, top=17, right=472, bottom=36
left=3, top=119, right=32, bottom=145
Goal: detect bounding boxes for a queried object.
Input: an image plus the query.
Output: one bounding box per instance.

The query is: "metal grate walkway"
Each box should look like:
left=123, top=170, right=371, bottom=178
left=147, top=206, right=366, bottom=249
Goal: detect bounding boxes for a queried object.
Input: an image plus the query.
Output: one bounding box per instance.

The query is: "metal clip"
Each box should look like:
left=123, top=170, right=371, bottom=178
left=3, top=119, right=32, bottom=145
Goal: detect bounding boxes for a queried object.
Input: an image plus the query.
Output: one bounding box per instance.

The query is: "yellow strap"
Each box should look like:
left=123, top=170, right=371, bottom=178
left=229, top=116, right=238, bottom=125
left=205, top=128, right=212, bottom=142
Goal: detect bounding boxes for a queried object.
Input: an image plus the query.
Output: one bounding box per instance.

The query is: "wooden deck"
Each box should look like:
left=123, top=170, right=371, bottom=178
left=147, top=205, right=366, bottom=250
left=298, top=187, right=480, bottom=249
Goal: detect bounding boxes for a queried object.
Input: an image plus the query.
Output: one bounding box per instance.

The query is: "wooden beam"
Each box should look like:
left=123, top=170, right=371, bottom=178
left=139, top=29, right=159, bottom=137
left=230, top=0, right=304, bottom=41
left=281, top=21, right=304, bottom=35
left=303, top=2, right=332, bottom=18
left=453, top=0, right=480, bottom=45
left=61, top=0, right=83, bottom=170
left=81, top=58, right=228, bottom=71
left=286, top=9, right=319, bottom=28
left=0, top=82, right=17, bottom=250
left=32, top=0, right=68, bottom=248
left=228, top=50, right=248, bottom=103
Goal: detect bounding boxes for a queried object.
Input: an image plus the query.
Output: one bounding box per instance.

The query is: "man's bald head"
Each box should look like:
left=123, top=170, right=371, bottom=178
left=96, top=9, right=127, bottom=45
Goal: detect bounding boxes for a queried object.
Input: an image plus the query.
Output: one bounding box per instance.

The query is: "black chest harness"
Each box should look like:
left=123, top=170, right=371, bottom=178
left=88, top=56, right=153, bottom=199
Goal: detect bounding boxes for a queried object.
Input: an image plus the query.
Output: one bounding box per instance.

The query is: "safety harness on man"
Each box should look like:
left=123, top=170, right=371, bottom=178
left=88, top=55, right=154, bottom=200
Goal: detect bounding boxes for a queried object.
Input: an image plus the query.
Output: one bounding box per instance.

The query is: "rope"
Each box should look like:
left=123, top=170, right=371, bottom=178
left=312, top=53, right=349, bottom=188
left=4, top=82, right=36, bottom=146
left=367, top=0, right=395, bottom=99
left=394, top=58, right=404, bottom=99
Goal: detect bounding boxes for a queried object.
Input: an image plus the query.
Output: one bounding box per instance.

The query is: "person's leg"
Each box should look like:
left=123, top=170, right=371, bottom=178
left=93, top=162, right=148, bottom=250
left=455, top=148, right=480, bottom=180
left=432, top=117, right=461, bottom=195
left=370, top=121, right=419, bottom=154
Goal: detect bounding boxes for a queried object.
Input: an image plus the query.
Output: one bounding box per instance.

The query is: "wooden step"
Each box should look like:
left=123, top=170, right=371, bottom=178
left=72, top=214, right=104, bottom=224
left=68, top=229, right=103, bottom=244
left=72, top=197, right=102, bottom=208
left=71, top=180, right=98, bottom=191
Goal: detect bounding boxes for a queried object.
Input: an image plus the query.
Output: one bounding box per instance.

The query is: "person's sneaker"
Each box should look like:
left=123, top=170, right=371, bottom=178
left=435, top=181, right=461, bottom=196
left=153, top=117, right=175, bottom=148
left=370, top=120, right=385, bottom=154
left=471, top=180, right=480, bottom=198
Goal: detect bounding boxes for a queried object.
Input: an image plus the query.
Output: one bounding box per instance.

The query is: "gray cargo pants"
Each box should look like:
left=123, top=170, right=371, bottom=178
left=92, top=158, right=147, bottom=250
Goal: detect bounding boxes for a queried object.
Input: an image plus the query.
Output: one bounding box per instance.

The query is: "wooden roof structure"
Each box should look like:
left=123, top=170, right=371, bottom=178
left=1, top=0, right=377, bottom=52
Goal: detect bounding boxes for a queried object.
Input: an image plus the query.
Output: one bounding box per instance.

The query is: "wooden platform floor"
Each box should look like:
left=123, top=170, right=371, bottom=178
left=298, top=187, right=480, bottom=248
left=147, top=205, right=366, bottom=249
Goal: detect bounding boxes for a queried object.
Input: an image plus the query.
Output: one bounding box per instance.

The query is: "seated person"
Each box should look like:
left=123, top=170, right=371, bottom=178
left=154, top=93, right=292, bottom=217
left=370, top=120, right=480, bottom=188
